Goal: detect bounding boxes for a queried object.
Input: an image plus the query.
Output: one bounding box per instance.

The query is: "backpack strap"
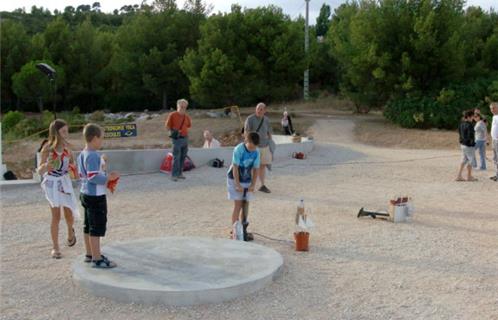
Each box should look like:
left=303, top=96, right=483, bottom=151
left=255, top=116, right=265, bottom=133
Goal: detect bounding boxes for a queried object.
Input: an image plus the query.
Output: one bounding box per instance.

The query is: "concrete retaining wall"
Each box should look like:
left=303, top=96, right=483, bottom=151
left=100, top=135, right=314, bottom=174
left=35, top=135, right=313, bottom=175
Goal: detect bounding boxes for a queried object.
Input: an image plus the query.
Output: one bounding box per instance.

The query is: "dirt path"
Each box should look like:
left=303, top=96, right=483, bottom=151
left=1, top=116, right=497, bottom=320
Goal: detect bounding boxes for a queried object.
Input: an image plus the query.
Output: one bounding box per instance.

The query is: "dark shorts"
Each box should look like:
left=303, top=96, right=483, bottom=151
left=80, top=194, right=107, bottom=237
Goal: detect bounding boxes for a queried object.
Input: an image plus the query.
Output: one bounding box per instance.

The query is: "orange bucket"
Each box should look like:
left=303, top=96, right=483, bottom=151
left=294, top=231, right=310, bottom=251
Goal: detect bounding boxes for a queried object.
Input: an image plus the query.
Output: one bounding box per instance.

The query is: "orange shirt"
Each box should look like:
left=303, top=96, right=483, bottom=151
left=165, top=111, right=192, bottom=137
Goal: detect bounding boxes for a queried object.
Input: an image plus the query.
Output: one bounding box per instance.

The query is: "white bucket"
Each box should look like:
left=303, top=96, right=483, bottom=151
left=389, top=204, right=408, bottom=223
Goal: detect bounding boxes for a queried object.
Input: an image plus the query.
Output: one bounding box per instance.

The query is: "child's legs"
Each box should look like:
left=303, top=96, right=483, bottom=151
left=84, top=233, right=91, bottom=256
left=63, top=207, right=75, bottom=238
left=81, top=195, right=92, bottom=255
left=232, top=200, right=243, bottom=224
left=457, top=162, right=466, bottom=178
left=466, top=164, right=473, bottom=178
left=82, top=194, right=107, bottom=258
left=89, top=236, right=102, bottom=260
left=50, top=207, right=61, bottom=250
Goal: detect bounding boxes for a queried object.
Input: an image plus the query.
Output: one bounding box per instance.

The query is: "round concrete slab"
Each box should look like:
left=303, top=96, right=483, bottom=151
left=73, top=237, right=283, bottom=306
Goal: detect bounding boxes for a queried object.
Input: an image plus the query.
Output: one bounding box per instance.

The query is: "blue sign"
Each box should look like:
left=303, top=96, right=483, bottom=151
left=104, top=123, right=137, bottom=138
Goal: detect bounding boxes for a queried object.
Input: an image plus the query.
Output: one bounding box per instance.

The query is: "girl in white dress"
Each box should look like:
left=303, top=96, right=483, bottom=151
left=37, top=119, right=79, bottom=259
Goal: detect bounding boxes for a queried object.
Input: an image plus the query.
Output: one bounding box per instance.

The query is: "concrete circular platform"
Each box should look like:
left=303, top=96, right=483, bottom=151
left=73, top=237, right=283, bottom=306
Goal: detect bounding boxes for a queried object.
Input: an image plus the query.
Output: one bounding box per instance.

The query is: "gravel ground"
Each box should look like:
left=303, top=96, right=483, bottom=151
left=1, top=117, right=497, bottom=320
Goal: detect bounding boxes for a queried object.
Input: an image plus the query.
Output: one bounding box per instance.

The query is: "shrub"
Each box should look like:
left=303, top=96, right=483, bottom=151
left=2, top=111, right=26, bottom=133
left=385, top=75, right=498, bottom=129
left=13, top=118, right=43, bottom=137
left=89, top=110, right=105, bottom=122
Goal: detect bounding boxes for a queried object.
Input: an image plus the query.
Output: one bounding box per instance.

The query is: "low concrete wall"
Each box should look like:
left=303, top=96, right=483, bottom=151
left=35, top=135, right=313, bottom=175
left=101, top=135, right=313, bottom=174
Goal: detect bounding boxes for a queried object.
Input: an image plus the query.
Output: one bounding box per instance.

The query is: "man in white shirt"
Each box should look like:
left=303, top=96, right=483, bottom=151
left=490, top=102, right=498, bottom=181
left=203, top=130, right=221, bottom=148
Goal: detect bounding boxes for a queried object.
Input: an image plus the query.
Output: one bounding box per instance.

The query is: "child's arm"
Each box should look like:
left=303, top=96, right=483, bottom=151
left=85, top=153, right=108, bottom=185
left=68, top=149, right=79, bottom=178
left=249, top=168, right=258, bottom=192
left=232, top=164, right=243, bottom=192
left=101, top=154, right=108, bottom=171
left=36, top=145, right=51, bottom=175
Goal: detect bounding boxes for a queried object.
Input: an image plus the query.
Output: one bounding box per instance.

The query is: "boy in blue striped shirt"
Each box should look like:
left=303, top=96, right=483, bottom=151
left=78, top=123, right=120, bottom=268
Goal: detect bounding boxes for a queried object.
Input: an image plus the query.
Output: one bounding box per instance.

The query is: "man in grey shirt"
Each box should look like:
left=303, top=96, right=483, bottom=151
left=244, top=102, right=272, bottom=193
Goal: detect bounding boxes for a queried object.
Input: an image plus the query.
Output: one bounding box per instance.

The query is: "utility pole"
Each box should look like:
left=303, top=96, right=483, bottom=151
left=0, top=123, right=6, bottom=180
left=304, top=0, right=310, bottom=100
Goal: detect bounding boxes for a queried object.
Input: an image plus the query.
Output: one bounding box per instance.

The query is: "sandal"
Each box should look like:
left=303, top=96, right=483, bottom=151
left=467, top=177, right=478, bottom=182
left=67, top=228, right=76, bottom=247
left=455, top=177, right=465, bottom=182
left=84, top=255, right=92, bottom=263
left=51, top=249, right=62, bottom=259
left=92, top=255, right=117, bottom=269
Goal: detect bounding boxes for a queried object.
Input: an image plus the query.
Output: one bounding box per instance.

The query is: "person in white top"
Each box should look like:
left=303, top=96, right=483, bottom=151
left=490, top=102, right=498, bottom=181
left=473, top=113, right=488, bottom=170
left=203, top=130, right=221, bottom=148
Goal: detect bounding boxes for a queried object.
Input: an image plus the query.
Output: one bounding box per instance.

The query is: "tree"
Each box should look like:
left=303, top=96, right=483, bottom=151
left=66, top=19, right=114, bottom=111
left=181, top=5, right=305, bottom=107
left=12, top=60, right=65, bottom=112
left=316, top=4, right=331, bottom=37
left=183, top=0, right=213, bottom=16
left=1, top=20, right=31, bottom=111
left=152, top=0, right=177, bottom=12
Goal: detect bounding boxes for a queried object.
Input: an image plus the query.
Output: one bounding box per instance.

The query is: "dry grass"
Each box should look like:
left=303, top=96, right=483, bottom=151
left=353, top=112, right=459, bottom=150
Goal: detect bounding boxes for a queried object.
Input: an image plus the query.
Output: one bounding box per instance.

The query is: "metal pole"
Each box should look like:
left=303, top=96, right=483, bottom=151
left=304, top=0, right=310, bottom=100
left=0, top=123, right=6, bottom=180
left=51, top=78, right=57, bottom=120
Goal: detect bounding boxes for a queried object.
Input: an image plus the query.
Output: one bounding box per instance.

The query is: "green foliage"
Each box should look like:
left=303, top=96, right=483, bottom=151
left=1, top=1, right=497, bottom=129
left=1, top=20, right=31, bottom=111
left=11, top=60, right=65, bottom=112
left=384, top=75, right=498, bottom=129
left=328, top=0, right=498, bottom=112
left=89, top=110, right=106, bottom=122
left=316, top=4, right=331, bottom=37
left=1, top=111, right=26, bottom=133
left=180, top=5, right=305, bottom=107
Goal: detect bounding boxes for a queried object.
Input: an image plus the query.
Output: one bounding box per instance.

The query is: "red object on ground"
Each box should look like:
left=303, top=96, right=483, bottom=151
left=107, top=177, right=119, bottom=193
left=160, top=153, right=174, bottom=173
left=294, top=231, right=310, bottom=251
left=160, top=153, right=196, bottom=173
left=292, top=152, right=306, bottom=160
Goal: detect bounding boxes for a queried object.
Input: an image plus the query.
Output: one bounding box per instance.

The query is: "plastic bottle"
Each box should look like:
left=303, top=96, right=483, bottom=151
left=296, top=199, right=304, bottom=225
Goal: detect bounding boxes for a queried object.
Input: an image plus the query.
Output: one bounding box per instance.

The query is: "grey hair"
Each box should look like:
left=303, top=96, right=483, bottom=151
left=256, top=102, right=266, bottom=109
left=177, top=99, right=189, bottom=107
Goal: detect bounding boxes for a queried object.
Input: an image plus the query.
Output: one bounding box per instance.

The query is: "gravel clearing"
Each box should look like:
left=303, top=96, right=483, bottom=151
left=1, top=117, right=497, bottom=320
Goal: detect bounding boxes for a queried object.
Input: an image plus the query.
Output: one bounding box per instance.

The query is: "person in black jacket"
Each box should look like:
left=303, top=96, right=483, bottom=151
left=456, top=109, right=477, bottom=182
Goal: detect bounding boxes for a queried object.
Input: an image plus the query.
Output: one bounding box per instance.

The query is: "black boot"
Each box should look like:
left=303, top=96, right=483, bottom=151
left=242, top=221, right=254, bottom=241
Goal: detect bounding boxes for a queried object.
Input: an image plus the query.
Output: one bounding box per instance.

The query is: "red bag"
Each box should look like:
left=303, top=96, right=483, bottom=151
left=160, top=153, right=174, bottom=173
left=160, top=153, right=196, bottom=173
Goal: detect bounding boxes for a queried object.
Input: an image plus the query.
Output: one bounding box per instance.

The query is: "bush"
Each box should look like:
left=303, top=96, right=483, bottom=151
left=89, top=110, right=105, bottom=123
left=385, top=76, right=498, bottom=129
left=2, top=111, right=26, bottom=133
left=12, top=118, right=43, bottom=137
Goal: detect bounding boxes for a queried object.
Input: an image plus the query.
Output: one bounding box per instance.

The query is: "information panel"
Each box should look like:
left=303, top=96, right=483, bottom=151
left=104, top=123, right=137, bottom=138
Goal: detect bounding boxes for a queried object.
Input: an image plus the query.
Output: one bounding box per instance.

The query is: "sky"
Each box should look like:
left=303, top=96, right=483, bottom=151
left=0, top=0, right=495, bottom=23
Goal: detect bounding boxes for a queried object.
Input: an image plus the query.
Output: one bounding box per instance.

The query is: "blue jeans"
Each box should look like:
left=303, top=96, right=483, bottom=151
left=172, top=137, right=188, bottom=177
left=472, top=140, right=486, bottom=170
